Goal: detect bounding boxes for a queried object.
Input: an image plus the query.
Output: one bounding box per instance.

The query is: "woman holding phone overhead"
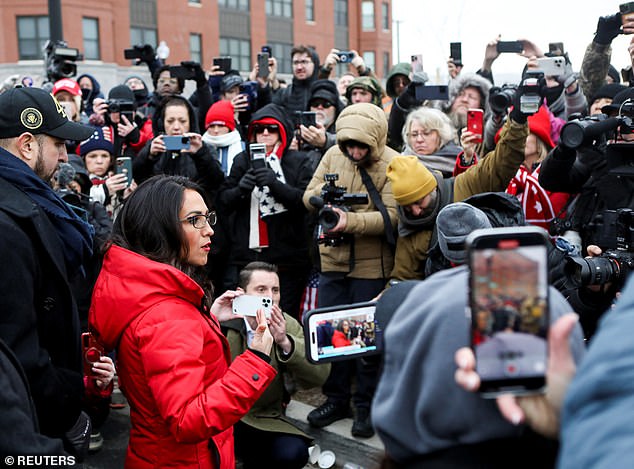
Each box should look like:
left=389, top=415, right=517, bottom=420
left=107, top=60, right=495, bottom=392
left=89, top=175, right=276, bottom=468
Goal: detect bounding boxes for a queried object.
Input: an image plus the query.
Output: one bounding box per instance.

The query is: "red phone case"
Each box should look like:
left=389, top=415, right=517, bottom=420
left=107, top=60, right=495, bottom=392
left=82, top=332, right=104, bottom=378
left=467, top=109, right=484, bottom=143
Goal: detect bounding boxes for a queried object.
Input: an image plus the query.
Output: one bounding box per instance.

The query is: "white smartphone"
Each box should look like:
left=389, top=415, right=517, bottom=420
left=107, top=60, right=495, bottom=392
left=303, top=302, right=380, bottom=364
left=536, top=56, right=565, bottom=77
left=232, top=294, right=272, bottom=318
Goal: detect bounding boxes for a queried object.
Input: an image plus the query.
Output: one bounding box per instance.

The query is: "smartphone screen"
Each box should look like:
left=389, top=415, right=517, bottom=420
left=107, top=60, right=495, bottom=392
left=467, top=108, right=484, bottom=143
left=301, top=111, right=317, bottom=127
left=450, top=42, right=462, bottom=63
left=303, top=302, right=380, bottom=364
left=249, top=143, right=266, bottom=169
left=467, top=227, right=550, bottom=397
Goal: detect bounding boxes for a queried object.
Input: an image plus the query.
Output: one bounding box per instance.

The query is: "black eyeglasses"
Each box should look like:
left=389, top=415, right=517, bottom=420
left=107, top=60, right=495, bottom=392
left=180, top=212, right=217, bottom=229
left=310, top=99, right=334, bottom=109
left=253, top=124, right=279, bottom=134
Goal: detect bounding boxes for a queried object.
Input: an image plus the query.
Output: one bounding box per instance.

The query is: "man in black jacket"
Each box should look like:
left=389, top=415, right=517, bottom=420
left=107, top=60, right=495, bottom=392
left=0, top=87, right=95, bottom=459
left=272, top=45, right=321, bottom=115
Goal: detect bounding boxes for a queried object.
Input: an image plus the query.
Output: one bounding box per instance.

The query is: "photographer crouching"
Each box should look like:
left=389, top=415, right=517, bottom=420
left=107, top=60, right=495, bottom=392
left=539, top=87, right=634, bottom=338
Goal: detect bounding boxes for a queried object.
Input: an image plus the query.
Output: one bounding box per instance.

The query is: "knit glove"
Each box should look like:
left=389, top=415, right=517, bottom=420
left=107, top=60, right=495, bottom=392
left=253, top=167, right=278, bottom=187
left=594, top=13, right=622, bottom=45
left=238, top=169, right=257, bottom=193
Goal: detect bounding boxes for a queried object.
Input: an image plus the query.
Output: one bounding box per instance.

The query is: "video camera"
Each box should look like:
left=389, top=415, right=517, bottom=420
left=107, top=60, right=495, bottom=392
left=44, top=40, right=81, bottom=82
left=308, top=173, right=368, bottom=247
left=564, top=208, right=634, bottom=288
left=559, top=113, right=634, bottom=150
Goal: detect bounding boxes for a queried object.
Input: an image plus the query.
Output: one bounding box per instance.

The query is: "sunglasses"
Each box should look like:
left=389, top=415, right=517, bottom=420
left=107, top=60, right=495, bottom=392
left=310, top=99, right=334, bottom=109
left=253, top=124, right=279, bottom=134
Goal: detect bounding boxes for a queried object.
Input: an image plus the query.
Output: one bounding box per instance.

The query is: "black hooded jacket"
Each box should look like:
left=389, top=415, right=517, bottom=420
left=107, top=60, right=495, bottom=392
left=133, top=96, right=224, bottom=197
left=272, top=48, right=320, bottom=115
left=217, top=103, right=313, bottom=267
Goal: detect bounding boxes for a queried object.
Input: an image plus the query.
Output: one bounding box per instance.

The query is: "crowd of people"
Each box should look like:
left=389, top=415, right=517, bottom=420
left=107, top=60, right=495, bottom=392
left=4, top=6, right=634, bottom=468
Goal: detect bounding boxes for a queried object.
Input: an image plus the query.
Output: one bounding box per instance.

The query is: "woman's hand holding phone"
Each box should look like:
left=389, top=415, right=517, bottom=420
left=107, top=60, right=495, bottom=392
left=455, top=312, right=579, bottom=438
left=251, top=309, right=274, bottom=356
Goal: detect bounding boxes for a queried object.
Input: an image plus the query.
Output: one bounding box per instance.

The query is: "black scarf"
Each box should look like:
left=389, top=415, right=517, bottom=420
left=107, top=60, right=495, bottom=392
left=0, top=149, right=93, bottom=275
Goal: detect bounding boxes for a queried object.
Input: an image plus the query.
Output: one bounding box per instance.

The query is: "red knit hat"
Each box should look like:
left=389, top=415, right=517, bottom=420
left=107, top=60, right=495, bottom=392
left=205, top=100, right=236, bottom=131
left=494, top=104, right=555, bottom=149
left=527, top=104, right=555, bottom=149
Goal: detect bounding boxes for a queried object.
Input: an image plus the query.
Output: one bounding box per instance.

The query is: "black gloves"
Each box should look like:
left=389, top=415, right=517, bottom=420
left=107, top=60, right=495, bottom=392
left=510, top=75, right=546, bottom=124
left=253, top=167, right=278, bottom=187
left=595, top=13, right=622, bottom=45
left=238, top=169, right=257, bottom=193
left=64, top=410, right=92, bottom=461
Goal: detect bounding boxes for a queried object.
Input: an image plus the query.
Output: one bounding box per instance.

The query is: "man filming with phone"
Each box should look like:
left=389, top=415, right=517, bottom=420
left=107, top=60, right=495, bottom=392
left=224, top=262, right=330, bottom=469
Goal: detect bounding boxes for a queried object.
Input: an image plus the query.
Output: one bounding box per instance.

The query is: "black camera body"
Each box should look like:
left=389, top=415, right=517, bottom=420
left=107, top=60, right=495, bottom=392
left=309, top=173, right=368, bottom=247
left=488, top=84, right=518, bottom=115
left=105, top=99, right=134, bottom=114
left=564, top=208, right=634, bottom=288
left=44, top=40, right=81, bottom=82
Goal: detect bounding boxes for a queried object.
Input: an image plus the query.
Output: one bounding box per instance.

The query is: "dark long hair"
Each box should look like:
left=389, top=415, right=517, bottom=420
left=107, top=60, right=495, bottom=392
left=111, top=175, right=213, bottom=306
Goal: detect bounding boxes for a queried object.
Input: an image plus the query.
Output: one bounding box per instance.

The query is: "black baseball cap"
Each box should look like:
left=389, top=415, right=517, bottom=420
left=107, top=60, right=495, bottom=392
left=0, top=87, right=94, bottom=141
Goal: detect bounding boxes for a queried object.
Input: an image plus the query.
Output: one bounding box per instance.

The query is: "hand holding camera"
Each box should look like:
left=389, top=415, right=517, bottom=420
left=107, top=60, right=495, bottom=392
left=595, top=13, right=623, bottom=45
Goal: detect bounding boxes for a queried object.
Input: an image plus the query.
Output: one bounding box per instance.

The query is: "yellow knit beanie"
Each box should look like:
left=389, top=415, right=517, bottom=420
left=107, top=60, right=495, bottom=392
left=386, top=155, right=438, bottom=205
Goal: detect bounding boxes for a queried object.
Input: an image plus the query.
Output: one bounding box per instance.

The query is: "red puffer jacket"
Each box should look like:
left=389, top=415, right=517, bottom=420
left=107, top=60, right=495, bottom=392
left=89, top=245, right=276, bottom=468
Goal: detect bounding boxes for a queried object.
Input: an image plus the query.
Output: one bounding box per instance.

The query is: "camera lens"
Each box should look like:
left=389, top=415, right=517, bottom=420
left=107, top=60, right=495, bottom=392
left=489, top=88, right=515, bottom=114
left=318, top=207, right=340, bottom=231
left=564, top=256, right=620, bottom=287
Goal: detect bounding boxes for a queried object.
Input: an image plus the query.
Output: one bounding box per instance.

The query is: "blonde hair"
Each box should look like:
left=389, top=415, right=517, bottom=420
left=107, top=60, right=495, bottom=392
left=402, top=107, right=456, bottom=152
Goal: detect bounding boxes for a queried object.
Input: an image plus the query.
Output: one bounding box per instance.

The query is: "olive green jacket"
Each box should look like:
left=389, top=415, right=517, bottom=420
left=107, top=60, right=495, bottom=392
left=224, top=313, right=330, bottom=439
left=390, top=118, right=529, bottom=281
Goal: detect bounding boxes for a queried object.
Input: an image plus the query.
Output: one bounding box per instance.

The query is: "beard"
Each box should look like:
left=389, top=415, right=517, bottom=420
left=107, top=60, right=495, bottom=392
left=449, top=110, right=467, bottom=132
left=33, top=138, right=56, bottom=183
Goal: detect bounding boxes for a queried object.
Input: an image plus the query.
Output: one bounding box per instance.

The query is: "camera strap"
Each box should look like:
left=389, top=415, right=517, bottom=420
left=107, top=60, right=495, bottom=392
left=358, top=166, right=396, bottom=249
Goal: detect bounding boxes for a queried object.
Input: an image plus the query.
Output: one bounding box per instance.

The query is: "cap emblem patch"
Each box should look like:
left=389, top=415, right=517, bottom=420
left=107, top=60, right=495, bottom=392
left=20, top=108, right=43, bottom=130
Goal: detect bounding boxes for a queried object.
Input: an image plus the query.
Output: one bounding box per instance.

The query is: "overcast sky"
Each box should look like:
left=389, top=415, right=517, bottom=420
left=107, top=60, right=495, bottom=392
left=392, top=0, right=634, bottom=84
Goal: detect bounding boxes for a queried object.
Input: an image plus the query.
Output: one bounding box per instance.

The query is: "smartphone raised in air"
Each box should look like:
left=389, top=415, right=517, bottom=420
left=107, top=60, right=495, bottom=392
left=303, top=302, right=380, bottom=364
left=232, top=294, right=273, bottom=318
left=257, top=52, right=270, bottom=79
left=536, top=57, right=566, bottom=77
left=450, top=42, right=462, bottom=64
left=467, top=108, right=484, bottom=144
left=411, top=54, right=424, bottom=73
left=496, top=41, right=523, bottom=54
left=466, top=226, right=550, bottom=398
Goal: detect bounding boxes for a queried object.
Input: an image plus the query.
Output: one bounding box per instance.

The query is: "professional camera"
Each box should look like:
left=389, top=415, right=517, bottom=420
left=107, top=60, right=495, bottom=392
left=308, top=173, right=368, bottom=247
left=564, top=208, right=634, bottom=288
left=518, top=72, right=543, bottom=114
left=105, top=99, right=134, bottom=114
left=43, top=40, right=81, bottom=82
left=488, top=84, right=517, bottom=115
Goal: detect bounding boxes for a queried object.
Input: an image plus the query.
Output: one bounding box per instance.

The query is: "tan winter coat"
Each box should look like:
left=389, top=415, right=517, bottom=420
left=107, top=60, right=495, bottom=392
left=303, top=103, right=399, bottom=278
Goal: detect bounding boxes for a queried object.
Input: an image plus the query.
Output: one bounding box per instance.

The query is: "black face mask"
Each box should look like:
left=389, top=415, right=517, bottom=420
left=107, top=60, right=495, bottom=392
left=80, top=88, right=91, bottom=101
left=133, top=88, right=149, bottom=102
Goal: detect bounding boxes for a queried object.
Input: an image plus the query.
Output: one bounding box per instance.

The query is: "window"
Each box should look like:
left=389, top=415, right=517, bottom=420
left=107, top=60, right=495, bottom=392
left=334, top=0, right=348, bottom=26
left=218, top=0, right=249, bottom=8
left=382, top=2, right=389, bottom=30
left=266, top=0, right=292, bottom=18
left=306, top=0, right=315, bottom=22
left=383, top=51, right=390, bottom=77
left=130, top=27, right=157, bottom=48
left=268, top=42, right=293, bottom=74
left=16, top=16, right=49, bottom=60
left=363, top=51, right=375, bottom=73
left=82, top=17, right=100, bottom=60
left=219, top=37, right=251, bottom=72
left=190, top=33, right=202, bottom=63
left=362, top=1, right=375, bottom=31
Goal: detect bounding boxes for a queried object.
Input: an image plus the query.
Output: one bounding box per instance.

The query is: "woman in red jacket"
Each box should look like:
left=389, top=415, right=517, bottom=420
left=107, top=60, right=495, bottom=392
left=89, top=175, right=277, bottom=468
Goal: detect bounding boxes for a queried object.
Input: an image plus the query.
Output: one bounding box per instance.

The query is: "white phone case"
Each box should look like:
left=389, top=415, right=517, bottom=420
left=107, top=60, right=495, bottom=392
left=232, top=295, right=272, bottom=318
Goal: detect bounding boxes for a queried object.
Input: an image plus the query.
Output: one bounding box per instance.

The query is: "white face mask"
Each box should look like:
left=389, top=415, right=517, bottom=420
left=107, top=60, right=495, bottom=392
left=60, top=101, right=74, bottom=121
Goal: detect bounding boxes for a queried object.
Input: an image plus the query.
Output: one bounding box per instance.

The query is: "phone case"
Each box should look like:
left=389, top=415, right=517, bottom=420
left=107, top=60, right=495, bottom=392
left=257, top=53, right=269, bottom=78
left=115, top=157, right=133, bottom=186
left=232, top=295, right=272, bottom=317
left=82, top=332, right=104, bottom=379
left=302, top=302, right=380, bottom=364
left=536, top=57, right=565, bottom=77
left=467, top=109, right=484, bottom=143
left=163, top=136, right=191, bottom=151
